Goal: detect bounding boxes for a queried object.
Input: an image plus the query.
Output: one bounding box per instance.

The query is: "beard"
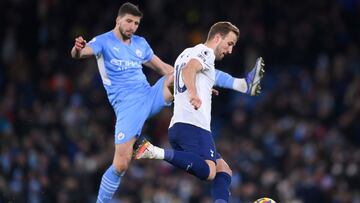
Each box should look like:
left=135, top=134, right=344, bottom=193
left=119, top=28, right=133, bottom=40
left=215, top=55, right=224, bottom=61
left=214, top=46, right=223, bottom=61
left=214, top=50, right=224, bottom=60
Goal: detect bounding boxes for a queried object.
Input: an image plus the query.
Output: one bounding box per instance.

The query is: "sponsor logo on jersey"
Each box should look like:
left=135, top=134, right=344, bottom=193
left=110, top=59, right=142, bottom=71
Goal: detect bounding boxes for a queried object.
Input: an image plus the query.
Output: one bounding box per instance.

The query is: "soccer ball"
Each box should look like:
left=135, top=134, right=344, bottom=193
left=253, top=197, right=276, bottom=203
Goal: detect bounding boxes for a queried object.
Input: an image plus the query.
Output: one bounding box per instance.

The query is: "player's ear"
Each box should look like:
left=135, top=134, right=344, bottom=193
left=116, top=16, right=121, bottom=24
left=214, top=34, right=222, bottom=43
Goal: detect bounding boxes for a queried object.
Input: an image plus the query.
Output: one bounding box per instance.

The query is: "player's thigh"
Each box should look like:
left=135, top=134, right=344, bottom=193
left=216, top=158, right=232, bottom=176
left=148, top=76, right=172, bottom=117
left=169, top=123, right=217, bottom=163
left=114, top=102, right=148, bottom=144
left=113, top=137, right=137, bottom=172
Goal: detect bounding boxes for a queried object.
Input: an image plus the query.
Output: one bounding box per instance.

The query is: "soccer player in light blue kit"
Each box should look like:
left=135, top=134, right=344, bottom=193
left=71, top=2, right=263, bottom=203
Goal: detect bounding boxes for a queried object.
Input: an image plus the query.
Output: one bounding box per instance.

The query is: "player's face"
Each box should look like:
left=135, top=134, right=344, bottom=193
left=117, top=14, right=141, bottom=40
left=214, top=32, right=238, bottom=60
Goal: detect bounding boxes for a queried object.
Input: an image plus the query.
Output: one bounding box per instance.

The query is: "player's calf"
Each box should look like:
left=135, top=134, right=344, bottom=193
left=134, top=136, right=216, bottom=181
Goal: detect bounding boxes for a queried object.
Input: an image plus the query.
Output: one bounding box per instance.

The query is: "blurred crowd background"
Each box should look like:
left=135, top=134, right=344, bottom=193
left=1, top=0, right=360, bottom=202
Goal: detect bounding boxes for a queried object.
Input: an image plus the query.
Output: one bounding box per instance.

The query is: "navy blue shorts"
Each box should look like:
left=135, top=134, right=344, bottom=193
left=168, top=122, right=221, bottom=163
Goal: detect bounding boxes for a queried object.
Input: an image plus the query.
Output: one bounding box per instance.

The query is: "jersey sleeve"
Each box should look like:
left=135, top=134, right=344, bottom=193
left=142, top=39, right=154, bottom=63
left=191, top=49, right=213, bottom=71
left=88, top=36, right=103, bottom=55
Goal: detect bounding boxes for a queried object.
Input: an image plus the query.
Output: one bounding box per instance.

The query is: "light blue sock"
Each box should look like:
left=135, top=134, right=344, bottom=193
left=215, top=69, right=235, bottom=89
left=96, top=165, right=123, bottom=203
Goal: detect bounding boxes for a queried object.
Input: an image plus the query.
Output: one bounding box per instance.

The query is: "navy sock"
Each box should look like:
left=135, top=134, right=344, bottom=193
left=164, top=149, right=210, bottom=180
left=212, top=172, right=232, bottom=202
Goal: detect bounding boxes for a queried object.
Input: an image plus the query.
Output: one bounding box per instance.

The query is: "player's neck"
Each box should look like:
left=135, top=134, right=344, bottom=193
left=113, top=29, right=131, bottom=45
left=204, top=41, right=216, bottom=51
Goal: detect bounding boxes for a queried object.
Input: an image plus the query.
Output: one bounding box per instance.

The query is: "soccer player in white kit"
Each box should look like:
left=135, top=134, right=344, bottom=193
left=134, top=21, right=265, bottom=203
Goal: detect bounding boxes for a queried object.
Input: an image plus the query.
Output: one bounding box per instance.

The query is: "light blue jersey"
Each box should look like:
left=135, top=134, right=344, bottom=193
left=88, top=31, right=154, bottom=105
left=88, top=31, right=168, bottom=143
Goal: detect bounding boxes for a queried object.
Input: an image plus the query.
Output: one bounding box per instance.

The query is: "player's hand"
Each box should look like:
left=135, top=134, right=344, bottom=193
left=189, top=94, right=202, bottom=110
left=74, top=36, right=87, bottom=51
left=212, top=88, right=219, bottom=96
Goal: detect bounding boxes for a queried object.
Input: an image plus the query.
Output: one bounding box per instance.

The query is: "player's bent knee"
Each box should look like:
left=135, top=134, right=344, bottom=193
left=222, top=167, right=232, bottom=177
left=206, top=160, right=217, bottom=181
left=113, top=158, right=131, bottom=173
left=207, top=169, right=216, bottom=181
left=216, top=159, right=232, bottom=176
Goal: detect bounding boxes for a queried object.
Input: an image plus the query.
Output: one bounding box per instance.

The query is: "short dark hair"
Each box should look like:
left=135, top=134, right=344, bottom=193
left=118, top=2, right=143, bottom=17
left=207, top=21, right=240, bottom=41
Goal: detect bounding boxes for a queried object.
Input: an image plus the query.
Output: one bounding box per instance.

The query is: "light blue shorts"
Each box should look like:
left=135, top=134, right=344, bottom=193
left=112, top=76, right=170, bottom=144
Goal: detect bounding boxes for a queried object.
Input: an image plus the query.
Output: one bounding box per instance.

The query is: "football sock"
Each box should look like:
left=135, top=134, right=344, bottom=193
left=164, top=149, right=210, bottom=180
left=212, top=172, right=232, bottom=203
left=96, top=165, right=123, bottom=203
left=233, top=78, right=247, bottom=93
left=215, top=69, right=235, bottom=89
left=148, top=144, right=165, bottom=159
left=215, top=69, right=247, bottom=93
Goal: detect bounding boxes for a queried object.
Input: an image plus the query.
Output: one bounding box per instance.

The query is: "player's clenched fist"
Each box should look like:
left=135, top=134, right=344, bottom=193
left=74, top=36, right=87, bottom=51
left=189, top=95, right=202, bottom=110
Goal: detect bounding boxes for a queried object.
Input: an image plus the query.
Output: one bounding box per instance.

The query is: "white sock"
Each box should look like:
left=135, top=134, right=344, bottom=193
left=233, top=78, right=248, bottom=93
left=150, top=144, right=165, bottom=159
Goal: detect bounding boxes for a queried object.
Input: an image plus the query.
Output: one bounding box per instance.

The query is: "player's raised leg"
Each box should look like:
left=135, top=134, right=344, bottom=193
left=133, top=136, right=216, bottom=180
left=96, top=137, right=136, bottom=203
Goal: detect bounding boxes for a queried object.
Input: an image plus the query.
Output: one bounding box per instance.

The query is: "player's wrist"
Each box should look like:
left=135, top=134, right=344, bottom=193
left=188, top=90, right=198, bottom=98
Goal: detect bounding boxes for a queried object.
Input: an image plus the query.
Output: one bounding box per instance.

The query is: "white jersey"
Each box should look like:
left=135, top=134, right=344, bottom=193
left=170, top=44, right=216, bottom=131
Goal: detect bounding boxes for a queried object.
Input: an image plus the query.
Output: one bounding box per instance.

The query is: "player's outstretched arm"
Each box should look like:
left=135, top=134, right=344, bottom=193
left=144, top=54, right=174, bottom=75
left=71, top=36, right=94, bottom=59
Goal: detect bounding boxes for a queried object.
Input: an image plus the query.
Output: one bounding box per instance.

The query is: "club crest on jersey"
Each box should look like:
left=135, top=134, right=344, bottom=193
left=135, top=49, right=142, bottom=57
left=117, top=132, right=125, bottom=140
